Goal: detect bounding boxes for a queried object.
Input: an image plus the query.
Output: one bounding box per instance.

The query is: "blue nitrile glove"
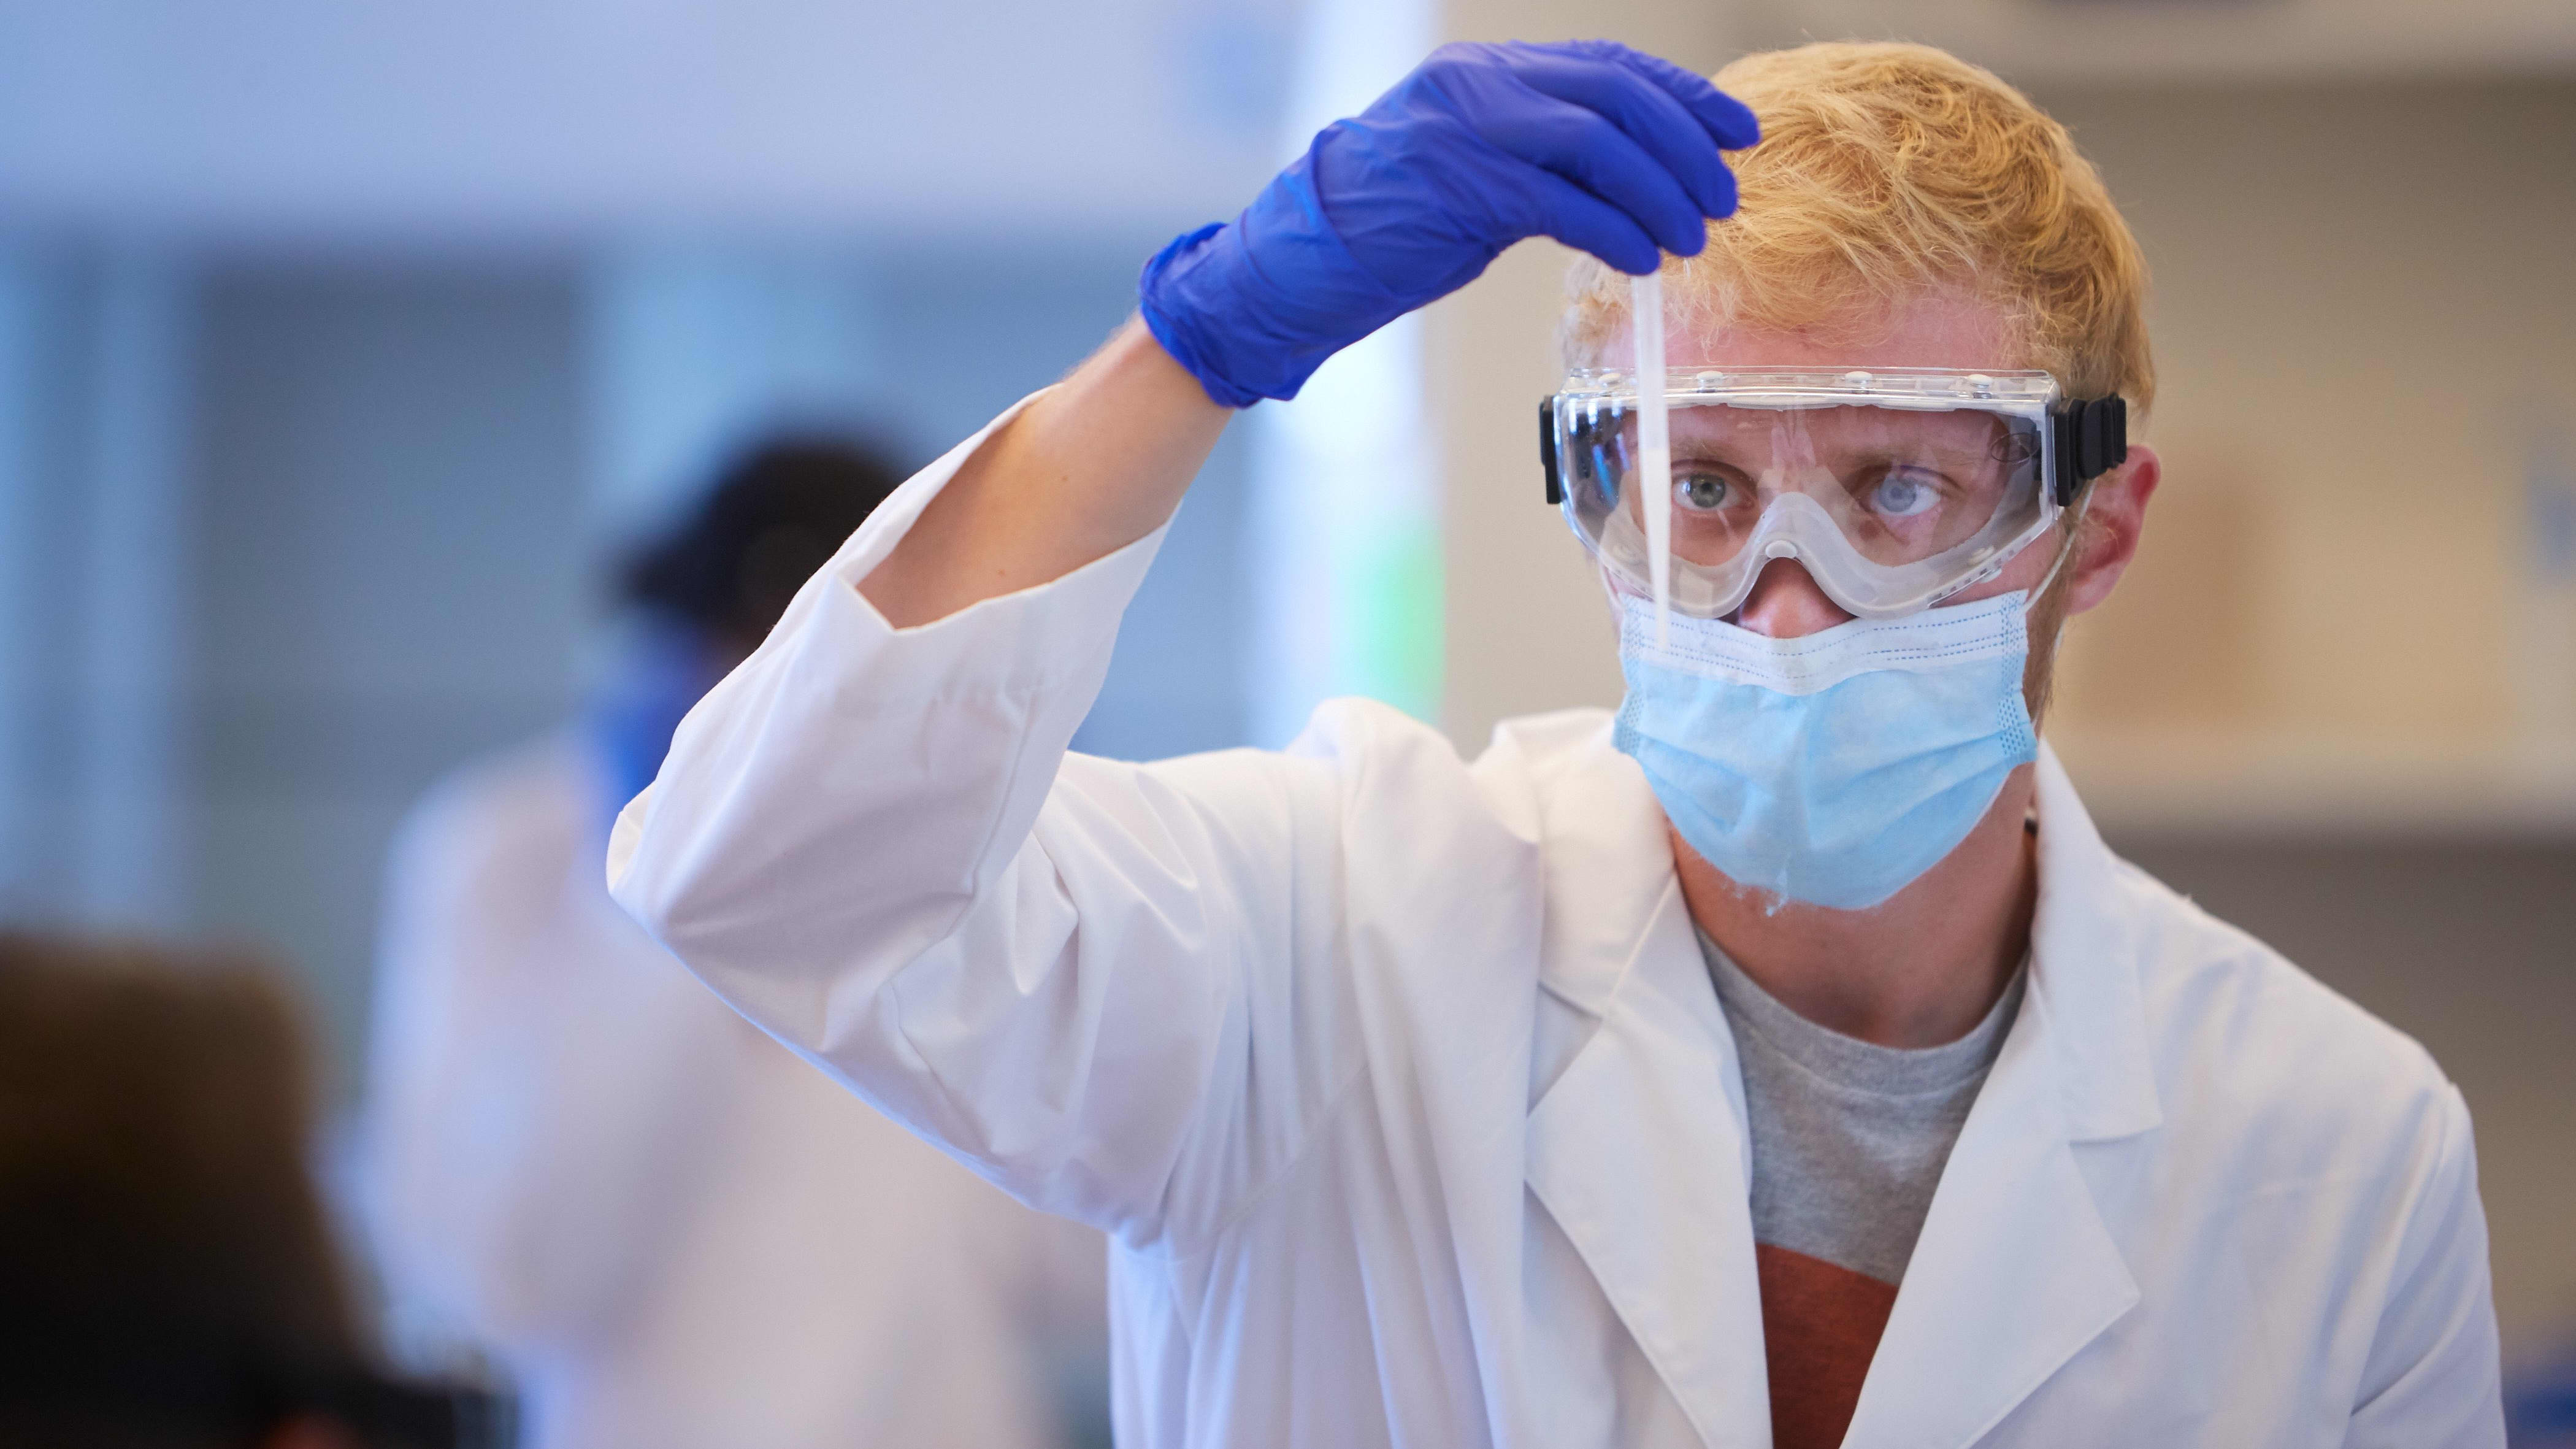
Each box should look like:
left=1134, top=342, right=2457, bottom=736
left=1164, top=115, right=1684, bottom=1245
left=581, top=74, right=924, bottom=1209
left=1140, top=39, right=1759, bottom=408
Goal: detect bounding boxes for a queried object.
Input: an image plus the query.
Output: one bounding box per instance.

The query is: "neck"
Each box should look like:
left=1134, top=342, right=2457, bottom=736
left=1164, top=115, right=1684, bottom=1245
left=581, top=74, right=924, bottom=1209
left=1673, top=764, right=2040, bottom=1048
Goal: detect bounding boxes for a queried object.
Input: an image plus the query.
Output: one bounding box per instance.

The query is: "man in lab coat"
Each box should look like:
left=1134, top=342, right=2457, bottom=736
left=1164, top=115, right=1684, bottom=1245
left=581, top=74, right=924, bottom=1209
left=608, top=40, right=2502, bottom=1449
left=365, top=438, right=1107, bottom=1449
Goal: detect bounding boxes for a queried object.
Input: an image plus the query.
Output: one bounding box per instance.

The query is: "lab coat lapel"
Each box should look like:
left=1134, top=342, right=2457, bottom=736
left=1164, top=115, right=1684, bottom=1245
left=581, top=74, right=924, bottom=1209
left=1840, top=745, right=2162, bottom=1448
left=1836, top=991, right=2140, bottom=1448
left=1519, top=719, right=1771, bottom=1449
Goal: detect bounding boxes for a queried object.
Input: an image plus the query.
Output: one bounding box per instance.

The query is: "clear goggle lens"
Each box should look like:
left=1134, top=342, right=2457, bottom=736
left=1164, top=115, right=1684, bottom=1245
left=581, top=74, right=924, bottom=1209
left=1551, top=371, right=2066, bottom=620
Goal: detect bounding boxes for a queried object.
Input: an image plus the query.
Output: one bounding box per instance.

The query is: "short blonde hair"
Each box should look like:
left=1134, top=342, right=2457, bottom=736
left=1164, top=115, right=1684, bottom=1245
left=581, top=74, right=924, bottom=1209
left=1563, top=41, right=2155, bottom=419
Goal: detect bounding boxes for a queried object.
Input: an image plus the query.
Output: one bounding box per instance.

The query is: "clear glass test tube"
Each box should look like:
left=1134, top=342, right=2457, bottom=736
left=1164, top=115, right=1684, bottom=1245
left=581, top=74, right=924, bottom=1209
left=1631, top=269, right=1671, bottom=644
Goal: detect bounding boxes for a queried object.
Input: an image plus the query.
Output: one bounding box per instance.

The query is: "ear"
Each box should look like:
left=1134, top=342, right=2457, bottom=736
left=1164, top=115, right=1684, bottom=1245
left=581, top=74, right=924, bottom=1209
left=2062, top=442, right=2160, bottom=617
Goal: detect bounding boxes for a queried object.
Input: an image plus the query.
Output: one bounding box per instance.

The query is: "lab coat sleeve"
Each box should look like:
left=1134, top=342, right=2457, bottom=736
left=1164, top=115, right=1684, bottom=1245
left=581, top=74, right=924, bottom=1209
left=609, top=394, right=1359, bottom=1243
left=2342, top=1084, right=2504, bottom=1448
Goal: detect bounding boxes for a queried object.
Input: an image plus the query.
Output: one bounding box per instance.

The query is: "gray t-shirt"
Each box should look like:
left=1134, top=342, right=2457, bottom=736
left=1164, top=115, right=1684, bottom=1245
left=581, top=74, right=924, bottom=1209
left=1700, top=931, right=2029, bottom=1448
left=1701, top=931, right=2026, bottom=1287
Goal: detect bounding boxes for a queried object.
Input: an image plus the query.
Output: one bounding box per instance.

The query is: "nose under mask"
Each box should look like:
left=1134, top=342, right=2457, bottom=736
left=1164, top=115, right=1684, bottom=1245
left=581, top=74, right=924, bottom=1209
left=1611, top=589, right=2040, bottom=910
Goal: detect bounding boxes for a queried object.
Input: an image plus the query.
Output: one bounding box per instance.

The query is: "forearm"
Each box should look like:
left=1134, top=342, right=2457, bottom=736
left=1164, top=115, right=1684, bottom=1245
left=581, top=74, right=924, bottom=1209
left=862, top=39, right=1755, bottom=632
left=861, top=317, right=1230, bottom=628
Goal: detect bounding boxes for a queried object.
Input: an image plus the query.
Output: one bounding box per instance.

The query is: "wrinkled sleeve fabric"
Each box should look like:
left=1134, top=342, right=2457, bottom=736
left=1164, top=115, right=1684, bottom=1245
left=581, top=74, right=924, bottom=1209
left=608, top=394, right=1357, bottom=1245
left=2345, top=1084, right=2504, bottom=1448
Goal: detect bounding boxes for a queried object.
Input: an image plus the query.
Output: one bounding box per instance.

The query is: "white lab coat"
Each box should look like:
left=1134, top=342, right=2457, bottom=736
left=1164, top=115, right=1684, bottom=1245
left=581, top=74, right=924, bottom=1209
left=610, top=398, right=2504, bottom=1449
left=367, top=733, right=1106, bottom=1449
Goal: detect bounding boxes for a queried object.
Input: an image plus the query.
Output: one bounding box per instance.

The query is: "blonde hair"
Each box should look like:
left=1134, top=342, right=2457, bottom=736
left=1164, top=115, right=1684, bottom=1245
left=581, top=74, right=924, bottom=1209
left=1562, top=41, right=2155, bottom=418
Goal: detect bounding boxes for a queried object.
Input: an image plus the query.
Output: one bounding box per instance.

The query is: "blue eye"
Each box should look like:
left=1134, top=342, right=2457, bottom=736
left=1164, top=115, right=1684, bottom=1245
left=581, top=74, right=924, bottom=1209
left=1869, top=472, right=1941, bottom=518
left=1674, top=473, right=1732, bottom=512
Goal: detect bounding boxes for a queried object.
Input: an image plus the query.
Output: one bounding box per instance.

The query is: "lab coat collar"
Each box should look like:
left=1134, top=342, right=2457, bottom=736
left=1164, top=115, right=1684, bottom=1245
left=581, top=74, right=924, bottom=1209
left=1842, top=745, right=2161, bottom=1443
left=1838, top=966, right=2142, bottom=1448
left=1525, top=875, right=1774, bottom=1449
left=1516, top=721, right=2158, bottom=1448
left=2024, top=743, right=2164, bottom=1143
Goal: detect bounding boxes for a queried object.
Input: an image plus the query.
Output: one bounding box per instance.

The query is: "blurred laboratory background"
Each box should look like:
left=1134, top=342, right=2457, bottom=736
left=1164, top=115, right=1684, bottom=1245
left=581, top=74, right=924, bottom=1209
left=1, top=0, right=2570, bottom=1441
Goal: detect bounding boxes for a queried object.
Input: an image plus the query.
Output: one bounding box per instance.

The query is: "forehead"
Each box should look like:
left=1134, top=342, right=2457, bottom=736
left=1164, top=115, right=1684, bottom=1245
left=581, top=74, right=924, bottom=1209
left=1658, top=290, right=2025, bottom=373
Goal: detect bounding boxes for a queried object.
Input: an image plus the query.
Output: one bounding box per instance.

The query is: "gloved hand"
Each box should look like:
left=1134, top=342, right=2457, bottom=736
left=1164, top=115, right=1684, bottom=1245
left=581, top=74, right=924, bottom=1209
left=1140, top=39, right=1758, bottom=408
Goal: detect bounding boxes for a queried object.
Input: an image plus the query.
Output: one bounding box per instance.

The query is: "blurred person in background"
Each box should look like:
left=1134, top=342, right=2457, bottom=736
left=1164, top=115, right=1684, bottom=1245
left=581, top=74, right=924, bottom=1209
left=0, top=932, right=500, bottom=1449
left=362, top=438, right=1107, bottom=1449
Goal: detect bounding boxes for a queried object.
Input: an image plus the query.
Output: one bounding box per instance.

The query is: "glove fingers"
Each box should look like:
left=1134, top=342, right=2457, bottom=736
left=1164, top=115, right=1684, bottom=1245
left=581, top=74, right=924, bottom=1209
left=1590, top=42, right=1762, bottom=153
left=1517, top=169, right=1664, bottom=276
left=1509, top=47, right=1741, bottom=222
left=1476, top=97, right=1709, bottom=258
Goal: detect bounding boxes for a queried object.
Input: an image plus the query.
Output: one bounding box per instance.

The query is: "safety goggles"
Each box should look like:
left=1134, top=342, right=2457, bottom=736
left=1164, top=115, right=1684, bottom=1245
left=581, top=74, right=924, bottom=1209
left=1541, top=367, right=2129, bottom=620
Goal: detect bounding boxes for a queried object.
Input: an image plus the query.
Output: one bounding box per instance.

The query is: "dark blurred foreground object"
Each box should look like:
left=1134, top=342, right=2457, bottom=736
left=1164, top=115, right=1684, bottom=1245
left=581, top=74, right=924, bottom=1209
left=0, top=933, right=507, bottom=1449
left=621, top=436, right=905, bottom=654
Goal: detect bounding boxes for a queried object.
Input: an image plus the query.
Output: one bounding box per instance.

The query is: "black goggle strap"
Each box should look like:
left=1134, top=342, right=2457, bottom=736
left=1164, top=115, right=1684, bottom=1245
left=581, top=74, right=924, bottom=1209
left=1541, top=393, right=2132, bottom=510
left=2049, top=395, right=2129, bottom=506
left=1541, top=398, right=1565, bottom=506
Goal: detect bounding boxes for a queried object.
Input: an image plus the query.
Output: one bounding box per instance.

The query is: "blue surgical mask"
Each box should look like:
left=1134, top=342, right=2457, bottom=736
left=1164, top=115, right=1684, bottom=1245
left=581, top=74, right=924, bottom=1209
left=1612, top=590, right=2040, bottom=911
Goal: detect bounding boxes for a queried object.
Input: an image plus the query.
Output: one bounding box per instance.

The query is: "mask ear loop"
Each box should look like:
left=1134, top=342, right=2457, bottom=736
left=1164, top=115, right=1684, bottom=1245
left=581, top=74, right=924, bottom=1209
left=2022, top=477, right=2098, bottom=654
left=2027, top=393, right=2127, bottom=623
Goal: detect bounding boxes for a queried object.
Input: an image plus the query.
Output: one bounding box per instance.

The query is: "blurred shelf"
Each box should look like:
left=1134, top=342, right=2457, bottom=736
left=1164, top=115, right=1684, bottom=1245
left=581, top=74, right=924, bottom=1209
left=2050, top=730, right=2576, bottom=837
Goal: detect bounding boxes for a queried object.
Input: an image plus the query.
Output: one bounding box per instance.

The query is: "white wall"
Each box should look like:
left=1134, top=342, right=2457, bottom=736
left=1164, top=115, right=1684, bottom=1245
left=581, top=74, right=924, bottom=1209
left=2036, top=77, right=2576, bottom=832
left=1739, top=0, right=2576, bottom=83
left=0, top=0, right=1295, bottom=240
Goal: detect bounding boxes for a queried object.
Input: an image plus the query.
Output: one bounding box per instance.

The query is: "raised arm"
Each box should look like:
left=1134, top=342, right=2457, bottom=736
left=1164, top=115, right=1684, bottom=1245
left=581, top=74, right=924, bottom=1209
left=860, top=320, right=1227, bottom=628
left=614, top=40, right=1757, bottom=1242
left=862, top=39, right=1758, bottom=628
